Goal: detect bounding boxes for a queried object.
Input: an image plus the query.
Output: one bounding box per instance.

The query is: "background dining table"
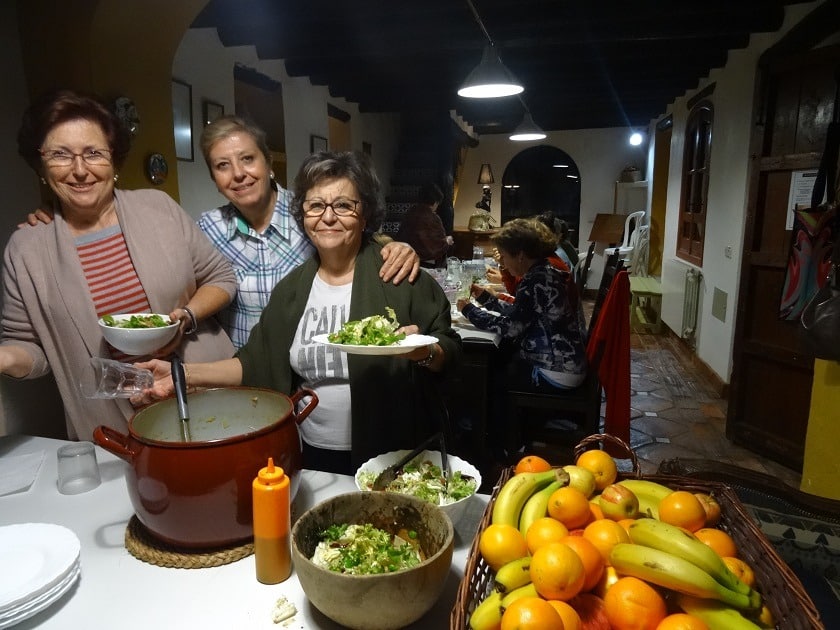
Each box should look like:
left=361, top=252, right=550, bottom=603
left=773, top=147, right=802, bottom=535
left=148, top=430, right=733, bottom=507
left=0, top=434, right=491, bottom=629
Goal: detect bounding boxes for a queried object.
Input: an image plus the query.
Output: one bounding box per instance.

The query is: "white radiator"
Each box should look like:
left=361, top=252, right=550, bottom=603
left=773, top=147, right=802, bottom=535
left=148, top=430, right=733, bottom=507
left=661, top=259, right=702, bottom=342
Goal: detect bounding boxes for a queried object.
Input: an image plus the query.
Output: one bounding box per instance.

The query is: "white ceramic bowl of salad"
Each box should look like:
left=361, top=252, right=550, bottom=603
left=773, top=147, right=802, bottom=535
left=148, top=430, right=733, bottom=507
left=98, top=313, right=179, bottom=356
left=355, top=449, right=481, bottom=525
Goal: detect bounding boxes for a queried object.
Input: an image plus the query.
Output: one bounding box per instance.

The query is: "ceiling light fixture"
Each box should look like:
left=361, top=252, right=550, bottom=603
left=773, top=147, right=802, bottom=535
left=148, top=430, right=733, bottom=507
left=629, top=131, right=644, bottom=146
left=509, top=110, right=546, bottom=142
left=457, top=0, right=523, bottom=99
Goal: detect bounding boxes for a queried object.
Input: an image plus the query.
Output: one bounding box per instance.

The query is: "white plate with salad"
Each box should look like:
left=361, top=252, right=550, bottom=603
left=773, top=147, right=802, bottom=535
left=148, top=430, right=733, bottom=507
left=312, top=308, right=437, bottom=355
left=312, top=333, right=439, bottom=355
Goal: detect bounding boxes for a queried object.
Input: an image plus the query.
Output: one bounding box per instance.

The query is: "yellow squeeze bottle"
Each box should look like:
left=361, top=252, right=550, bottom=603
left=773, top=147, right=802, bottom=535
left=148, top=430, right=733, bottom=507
left=252, top=457, right=291, bottom=584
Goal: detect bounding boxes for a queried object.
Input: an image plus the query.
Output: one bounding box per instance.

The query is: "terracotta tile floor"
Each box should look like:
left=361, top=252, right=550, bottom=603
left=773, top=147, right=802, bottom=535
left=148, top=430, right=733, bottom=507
left=459, top=301, right=803, bottom=493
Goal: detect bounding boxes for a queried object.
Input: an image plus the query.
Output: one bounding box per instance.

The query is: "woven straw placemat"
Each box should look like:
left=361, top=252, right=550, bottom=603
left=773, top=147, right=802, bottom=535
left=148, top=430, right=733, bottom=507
left=125, top=515, right=254, bottom=568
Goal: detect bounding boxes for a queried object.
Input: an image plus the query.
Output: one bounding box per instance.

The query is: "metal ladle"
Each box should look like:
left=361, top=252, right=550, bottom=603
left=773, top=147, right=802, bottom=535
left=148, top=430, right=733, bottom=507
left=171, top=355, right=191, bottom=442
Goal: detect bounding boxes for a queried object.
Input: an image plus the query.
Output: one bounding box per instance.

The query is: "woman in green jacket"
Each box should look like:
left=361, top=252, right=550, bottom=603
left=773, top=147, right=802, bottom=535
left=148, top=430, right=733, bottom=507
left=135, top=151, right=461, bottom=474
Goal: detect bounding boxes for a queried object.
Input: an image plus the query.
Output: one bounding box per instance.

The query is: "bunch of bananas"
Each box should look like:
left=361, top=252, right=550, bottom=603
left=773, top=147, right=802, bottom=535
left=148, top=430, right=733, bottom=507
left=490, top=468, right=569, bottom=533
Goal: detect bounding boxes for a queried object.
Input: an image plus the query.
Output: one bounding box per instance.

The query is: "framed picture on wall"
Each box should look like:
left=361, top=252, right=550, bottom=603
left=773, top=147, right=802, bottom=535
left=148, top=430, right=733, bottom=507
left=310, top=135, right=327, bottom=153
left=202, top=100, right=224, bottom=127
left=172, top=79, right=193, bottom=161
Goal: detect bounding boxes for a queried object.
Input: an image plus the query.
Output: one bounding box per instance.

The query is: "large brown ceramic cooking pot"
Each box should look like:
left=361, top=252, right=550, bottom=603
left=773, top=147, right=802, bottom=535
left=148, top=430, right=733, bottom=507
left=93, top=387, right=317, bottom=548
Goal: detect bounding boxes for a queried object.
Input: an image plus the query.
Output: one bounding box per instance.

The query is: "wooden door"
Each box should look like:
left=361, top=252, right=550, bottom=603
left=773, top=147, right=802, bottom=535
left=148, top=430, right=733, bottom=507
left=728, top=44, right=840, bottom=470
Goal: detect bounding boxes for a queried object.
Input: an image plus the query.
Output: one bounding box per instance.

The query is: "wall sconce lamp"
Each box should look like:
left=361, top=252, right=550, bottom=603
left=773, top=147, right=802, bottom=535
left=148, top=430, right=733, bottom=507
left=476, top=163, right=495, bottom=212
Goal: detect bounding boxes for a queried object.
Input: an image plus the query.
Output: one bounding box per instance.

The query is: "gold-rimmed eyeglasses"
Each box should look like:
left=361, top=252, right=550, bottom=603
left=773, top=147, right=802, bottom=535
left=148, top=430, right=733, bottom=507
left=39, top=148, right=113, bottom=167
left=302, top=198, right=360, bottom=217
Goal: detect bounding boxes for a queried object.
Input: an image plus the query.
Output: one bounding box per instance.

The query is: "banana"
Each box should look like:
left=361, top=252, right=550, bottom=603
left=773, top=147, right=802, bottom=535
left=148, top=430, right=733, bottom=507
left=628, top=519, right=753, bottom=595
left=617, top=479, right=672, bottom=518
left=518, top=480, right=563, bottom=537
left=468, top=591, right=503, bottom=630
left=494, top=556, right=533, bottom=594
left=609, top=543, right=761, bottom=610
left=676, top=594, right=763, bottom=630
left=500, top=582, right=539, bottom=608
left=491, top=468, right=567, bottom=528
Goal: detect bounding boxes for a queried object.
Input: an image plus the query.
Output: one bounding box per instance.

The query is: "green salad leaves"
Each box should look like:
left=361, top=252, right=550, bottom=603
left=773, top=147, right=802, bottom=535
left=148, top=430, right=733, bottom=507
left=102, top=314, right=172, bottom=329
left=357, top=458, right=478, bottom=506
left=311, top=523, right=421, bottom=574
left=327, top=307, right=406, bottom=346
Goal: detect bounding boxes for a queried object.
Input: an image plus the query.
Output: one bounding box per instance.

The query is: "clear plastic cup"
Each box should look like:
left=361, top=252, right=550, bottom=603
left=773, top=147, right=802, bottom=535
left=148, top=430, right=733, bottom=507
left=79, top=357, right=154, bottom=398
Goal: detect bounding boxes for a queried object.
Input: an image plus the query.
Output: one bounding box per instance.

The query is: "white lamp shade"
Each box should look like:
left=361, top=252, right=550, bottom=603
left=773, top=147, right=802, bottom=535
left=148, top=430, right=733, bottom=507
left=458, top=44, right=524, bottom=98
left=509, top=112, right=547, bottom=141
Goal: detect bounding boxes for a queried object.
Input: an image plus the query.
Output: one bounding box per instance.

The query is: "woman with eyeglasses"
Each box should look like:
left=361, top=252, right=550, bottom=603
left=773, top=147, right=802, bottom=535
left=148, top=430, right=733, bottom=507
left=134, top=151, right=461, bottom=474
left=0, top=89, right=236, bottom=440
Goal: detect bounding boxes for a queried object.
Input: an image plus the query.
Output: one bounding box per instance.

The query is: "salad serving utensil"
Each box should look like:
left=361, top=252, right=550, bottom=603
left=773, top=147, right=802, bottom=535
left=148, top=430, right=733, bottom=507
left=372, top=431, right=446, bottom=491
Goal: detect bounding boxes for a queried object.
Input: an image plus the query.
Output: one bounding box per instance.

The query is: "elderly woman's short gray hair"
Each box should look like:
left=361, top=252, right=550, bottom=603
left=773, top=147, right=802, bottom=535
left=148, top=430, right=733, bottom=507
left=290, top=151, right=386, bottom=237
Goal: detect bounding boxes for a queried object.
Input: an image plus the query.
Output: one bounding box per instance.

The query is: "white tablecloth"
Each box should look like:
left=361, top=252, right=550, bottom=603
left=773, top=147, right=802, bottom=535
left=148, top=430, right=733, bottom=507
left=0, top=435, right=490, bottom=629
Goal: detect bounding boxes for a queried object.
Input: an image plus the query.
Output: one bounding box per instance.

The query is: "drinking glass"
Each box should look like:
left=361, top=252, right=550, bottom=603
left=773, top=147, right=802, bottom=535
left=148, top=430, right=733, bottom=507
left=79, top=357, right=154, bottom=398
left=57, top=442, right=101, bottom=494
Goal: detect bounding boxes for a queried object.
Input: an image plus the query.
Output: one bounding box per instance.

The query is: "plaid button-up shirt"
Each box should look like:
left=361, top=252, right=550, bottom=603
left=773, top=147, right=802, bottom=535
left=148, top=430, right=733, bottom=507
left=198, top=187, right=313, bottom=348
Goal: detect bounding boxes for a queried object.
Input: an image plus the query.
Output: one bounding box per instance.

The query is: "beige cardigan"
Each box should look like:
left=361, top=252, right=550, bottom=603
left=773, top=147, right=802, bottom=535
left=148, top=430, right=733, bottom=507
left=1, top=189, right=236, bottom=440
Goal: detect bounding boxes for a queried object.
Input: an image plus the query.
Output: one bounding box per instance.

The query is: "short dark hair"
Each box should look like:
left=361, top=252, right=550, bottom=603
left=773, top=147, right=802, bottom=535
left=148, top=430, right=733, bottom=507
left=418, top=182, right=443, bottom=206
left=17, top=89, right=131, bottom=173
left=493, top=218, right=558, bottom=259
left=290, top=151, right=386, bottom=237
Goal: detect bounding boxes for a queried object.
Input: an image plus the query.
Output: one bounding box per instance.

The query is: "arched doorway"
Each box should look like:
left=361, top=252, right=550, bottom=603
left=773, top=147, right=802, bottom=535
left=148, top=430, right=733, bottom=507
left=501, top=145, right=582, bottom=247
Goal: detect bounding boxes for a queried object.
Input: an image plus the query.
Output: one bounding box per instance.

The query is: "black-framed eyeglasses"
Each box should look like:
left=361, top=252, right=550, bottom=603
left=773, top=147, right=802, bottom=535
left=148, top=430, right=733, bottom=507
left=302, top=198, right=360, bottom=217
left=39, top=148, right=113, bottom=167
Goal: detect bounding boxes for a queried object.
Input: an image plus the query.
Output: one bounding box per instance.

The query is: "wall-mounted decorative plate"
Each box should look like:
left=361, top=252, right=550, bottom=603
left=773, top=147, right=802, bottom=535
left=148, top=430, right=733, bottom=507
left=146, top=153, right=168, bottom=185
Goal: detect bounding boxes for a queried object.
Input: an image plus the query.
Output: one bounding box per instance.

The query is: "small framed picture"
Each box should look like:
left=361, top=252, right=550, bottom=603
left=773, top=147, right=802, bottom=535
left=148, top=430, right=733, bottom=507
left=171, top=79, right=193, bottom=161
left=202, top=100, right=224, bottom=126
left=310, top=135, right=328, bottom=153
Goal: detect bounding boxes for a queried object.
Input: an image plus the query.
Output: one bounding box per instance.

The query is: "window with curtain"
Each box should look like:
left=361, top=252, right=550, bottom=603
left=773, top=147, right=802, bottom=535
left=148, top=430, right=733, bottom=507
left=677, top=101, right=713, bottom=265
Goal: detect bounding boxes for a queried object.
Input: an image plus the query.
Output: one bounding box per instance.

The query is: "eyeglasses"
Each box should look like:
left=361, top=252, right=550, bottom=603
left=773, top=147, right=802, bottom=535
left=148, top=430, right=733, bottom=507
left=39, top=148, right=113, bottom=167
left=302, top=198, right=360, bottom=217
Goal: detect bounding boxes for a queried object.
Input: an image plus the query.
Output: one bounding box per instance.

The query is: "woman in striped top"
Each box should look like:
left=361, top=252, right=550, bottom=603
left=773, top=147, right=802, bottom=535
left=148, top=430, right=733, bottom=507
left=0, top=89, right=237, bottom=441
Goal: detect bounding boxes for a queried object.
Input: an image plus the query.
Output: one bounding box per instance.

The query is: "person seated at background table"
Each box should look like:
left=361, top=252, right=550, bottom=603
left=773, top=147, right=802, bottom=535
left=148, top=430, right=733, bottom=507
left=394, top=181, right=453, bottom=268
left=0, top=89, right=236, bottom=441
left=554, top=217, right=579, bottom=269
left=133, top=150, right=462, bottom=475
left=22, top=115, right=421, bottom=350
left=456, top=218, right=586, bottom=458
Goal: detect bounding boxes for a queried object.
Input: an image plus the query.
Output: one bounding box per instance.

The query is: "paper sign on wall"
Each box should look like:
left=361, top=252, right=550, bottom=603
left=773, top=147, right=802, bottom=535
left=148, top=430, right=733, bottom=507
left=786, top=170, right=819, bottom=229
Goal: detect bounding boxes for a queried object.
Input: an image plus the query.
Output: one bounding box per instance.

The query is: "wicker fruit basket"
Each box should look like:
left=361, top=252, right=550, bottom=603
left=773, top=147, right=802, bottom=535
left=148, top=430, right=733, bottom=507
left=450, top=434, right=823, bottom=630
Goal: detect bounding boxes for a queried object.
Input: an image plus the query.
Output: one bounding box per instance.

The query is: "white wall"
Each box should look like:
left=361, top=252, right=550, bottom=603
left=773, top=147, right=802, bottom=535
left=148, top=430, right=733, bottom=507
left=0, top=3, right=66, bottom=437
left=173, top=28, right=400, bottom=219
left=454, top=128, right=649, bottom=282
left=657, top=1, right=822, bottom=382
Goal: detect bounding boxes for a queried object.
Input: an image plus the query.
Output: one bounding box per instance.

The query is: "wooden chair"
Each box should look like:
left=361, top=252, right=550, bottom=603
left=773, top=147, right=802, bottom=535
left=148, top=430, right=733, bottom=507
left=574, top=242, right=596, bottom=291
left=504, top=255, right=625, bottom=454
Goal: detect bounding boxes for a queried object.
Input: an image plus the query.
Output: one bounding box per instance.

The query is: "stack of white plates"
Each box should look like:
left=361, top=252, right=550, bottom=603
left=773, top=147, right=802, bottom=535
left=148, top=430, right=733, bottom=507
left=0, top=523, right=81, bottom=629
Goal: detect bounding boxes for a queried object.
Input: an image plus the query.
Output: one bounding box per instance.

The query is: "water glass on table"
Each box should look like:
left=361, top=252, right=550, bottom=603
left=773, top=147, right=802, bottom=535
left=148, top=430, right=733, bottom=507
left=57, top=441, right=101, bottom=494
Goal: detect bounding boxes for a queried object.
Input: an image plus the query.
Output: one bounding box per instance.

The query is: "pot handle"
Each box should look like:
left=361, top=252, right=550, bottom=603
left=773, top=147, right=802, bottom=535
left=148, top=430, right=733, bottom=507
left=290, top=388, right=318, bottom=426
left=92, top=425, right=137, bottom=463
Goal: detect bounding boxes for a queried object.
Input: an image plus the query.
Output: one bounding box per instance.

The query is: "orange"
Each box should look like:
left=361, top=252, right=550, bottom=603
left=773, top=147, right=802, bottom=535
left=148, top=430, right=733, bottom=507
left=603, top=576, right=667, bottom=630
left=479, top=523, right=529, bottom=571
left=656, top=613, right=709, bottom=630
left=559, top=534, right=604, bottom=592
left=575, top=450, right=618, bottom=491
left=693, top=527, right=738, bottom=558
left=582, top=518, right=630, bottom=565
left=525, top=517, right=570, bottom=554
left=515, top=455, right=553, bottom=475
left=547, top=600, right=581, bottom=630
left=722, top=556, right=755, bottom=588
left=547, top=486, right=592, bottom=529
left=617, top=518, right=636, bottom=534
left=501, top=596, right=564, bottom=630
left=530, top=542, right=585, bottom=601
left=657, top=491, right=707, bottom=532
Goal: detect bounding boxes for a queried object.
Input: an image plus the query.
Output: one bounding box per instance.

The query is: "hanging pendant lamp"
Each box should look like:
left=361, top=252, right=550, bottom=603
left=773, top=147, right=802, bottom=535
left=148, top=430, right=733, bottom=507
left=509, top=111, right=546, bottom=141
left=458, top=43, right=524, bottom=98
